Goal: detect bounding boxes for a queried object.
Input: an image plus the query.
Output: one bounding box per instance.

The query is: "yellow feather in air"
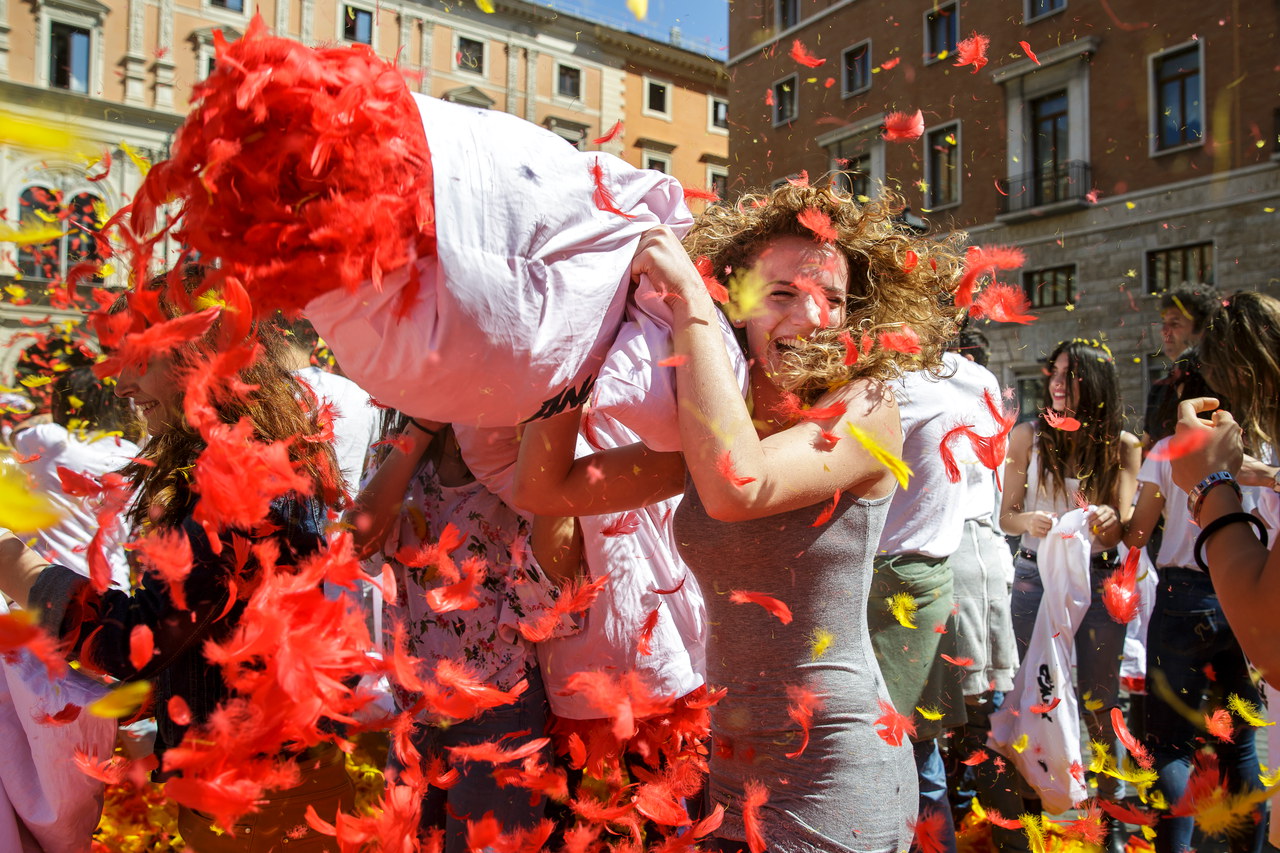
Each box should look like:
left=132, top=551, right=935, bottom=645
left=476, top=0, right=495, bottom=11
left=0, top=112, right=87, bottom=154
left=88, top=681, right=151, bottom=719
left=847, top=423, right=913, bottom=488
left=1228, top=693, right=1273, bottom=727
left=1012, top=733, right=1029, bottom=753
left=1020, top=815, right=1046, bottom=853
left=725, top=267, right=766, bottom=325
left=917, top=706, right=944, bottom=721
left=0, top=223, right=65, bottom=246
left=626, top=0, right=649, bottom=21
left=888, top=592, right=917, bottom=628
left=0, top=466, right=62, bottom=533
left=809, top=628, right=834, bottom=661
left=119, top=141, right=151, bottom=177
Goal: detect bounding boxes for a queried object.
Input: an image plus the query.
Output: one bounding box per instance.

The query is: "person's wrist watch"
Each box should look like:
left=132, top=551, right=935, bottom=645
left=1187, top=471, right=1242, bottom=524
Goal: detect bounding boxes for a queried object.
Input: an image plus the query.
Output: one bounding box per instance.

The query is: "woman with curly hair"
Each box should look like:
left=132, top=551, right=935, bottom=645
left=0, top=266, right=352, bottom=851
left=999, top=338, right=1141, bottom=843
left=516, top=183, right=964, bottom=853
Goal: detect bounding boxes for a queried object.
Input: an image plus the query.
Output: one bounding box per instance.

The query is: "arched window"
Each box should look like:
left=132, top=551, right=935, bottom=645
left=16, top=185, right=105, bottom=281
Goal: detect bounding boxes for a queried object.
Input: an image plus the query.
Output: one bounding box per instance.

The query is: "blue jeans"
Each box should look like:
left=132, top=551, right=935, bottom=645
left=389, top=667, right=551, bottom=853
left=1145, top=568, right=1266, bottom=853
left=1011, top=552, right=1128, bottom=801
left=915, top=737, right=959, bottom=853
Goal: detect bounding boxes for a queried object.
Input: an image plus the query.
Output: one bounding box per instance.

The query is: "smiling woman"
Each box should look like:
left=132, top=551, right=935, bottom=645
left=515, top=183, right=966, bottom=852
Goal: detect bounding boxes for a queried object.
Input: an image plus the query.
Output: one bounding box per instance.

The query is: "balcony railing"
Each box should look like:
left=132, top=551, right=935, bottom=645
left=998, top=160, right=1091, bottom=215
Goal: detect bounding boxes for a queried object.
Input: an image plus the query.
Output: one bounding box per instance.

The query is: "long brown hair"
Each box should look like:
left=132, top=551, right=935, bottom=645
left=113, top=267, right=340, bottom=529
left=1034, top=339, right=1124, bottom=506
left=685, top=183, right=964, bottom=402
left=1200, top=290, right=1280, bottom=452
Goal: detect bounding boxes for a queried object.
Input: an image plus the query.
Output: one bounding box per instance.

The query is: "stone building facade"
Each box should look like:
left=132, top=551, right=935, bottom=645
left=725, top=0, right=1280, bottom=426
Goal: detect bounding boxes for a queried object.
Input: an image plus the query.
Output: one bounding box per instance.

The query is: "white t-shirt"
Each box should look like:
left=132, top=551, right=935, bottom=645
left=11, top=423, right=138, bottom=584
left=294, top=366, right=381, bottom=498
left=1139, top=435, right=1262, bottom=570
left=879, top=353, right=1003, bottom=559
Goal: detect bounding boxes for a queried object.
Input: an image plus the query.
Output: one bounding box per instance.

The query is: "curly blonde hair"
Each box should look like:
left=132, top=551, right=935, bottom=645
left=684, top=183, right=964, bottom=403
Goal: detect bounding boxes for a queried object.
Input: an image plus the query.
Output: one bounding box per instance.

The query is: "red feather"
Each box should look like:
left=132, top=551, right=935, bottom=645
left=1205, top=708, right=1235, bottom=742
left=796, top=206, right=837, bottom=242
left=683, top=185, right=720, bottom=203
left=1044, top=409, right=1082, bottom=432
left=956, top=245, right=1026, bottom=308
left=882, top=110, right=924, bottom=142
left=694, top=255, right=730, bottom=304
left=790, top=274, right=833, bottom=327
left=941, top=653, right=975, bottom=667
left=589, top=159, right=636, bottom=219
left=34, top=702, right=82, bottom=726
left=784, top=685, right=824, bottom=758
left=637, top=608, right=660, bottom=656
left=1098, top=798, right=1157, bottom=827
left=938, top=423, right=975, bottom=484
left=875, top=699, right=917, bottom=746
left=729, top=590, right=793, bottom=625
left=961, top=749, right=988, bottom=766
left=953, top=33, right=990, bottom=73
left=879, top=326, right=922, bottom=354
left=972, top=281, right=1037, bottom=324
left=838, top=331, right=859, bottom=366
left=1030, top=697, right=1063, bottom=715
left=1102, top=547, right=1142, bottom=624
left=1111, top=706, right=1154, bottom=768
left=447, top=736, right=550, bottom=764
left=788, top=39, right=826, bottom=68
left=1148, top=430, right=1212, bottom=461
left=133, top=528, right=195, bottom=610
left=168, top=695, right=193, bottom=727
left=742, top=780, right=769, bottom=853
left=1020, top=41, right=1041, bottom=65
left=592, top=119, right=623, bottom=144
left=716, top=452, right=757, bottom=487
left=912, top=808, right=951, bottom=853
left=129, top=625, right=155, bottom=672
left=811, top=491, right=841, bottom=527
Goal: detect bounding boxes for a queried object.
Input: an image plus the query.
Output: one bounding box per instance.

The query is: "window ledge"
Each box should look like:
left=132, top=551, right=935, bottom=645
left=1151, top=140, right=1205, bottom=158
left=996, top=196, right=1089, bottom=224
left=842, top=84, right=871, bottom=99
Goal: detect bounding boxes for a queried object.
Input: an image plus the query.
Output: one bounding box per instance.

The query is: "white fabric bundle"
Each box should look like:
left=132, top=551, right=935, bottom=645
left=989, top=507, right=1093, bottom=814
left=306, top=95, right=692, bottom=428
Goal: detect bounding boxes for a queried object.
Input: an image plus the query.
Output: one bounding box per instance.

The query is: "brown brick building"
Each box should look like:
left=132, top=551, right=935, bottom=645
left=726, top=0, right=1280, bottom=424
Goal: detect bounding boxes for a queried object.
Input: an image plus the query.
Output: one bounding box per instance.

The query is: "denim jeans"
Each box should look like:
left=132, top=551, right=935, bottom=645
left=389, top=667, right=551, bottom=853
left=1145, top=567, right=1266, bottom=853
left=1011, top=552, right=1128, bottom=801
left=915, top=737, right=959, bottom=853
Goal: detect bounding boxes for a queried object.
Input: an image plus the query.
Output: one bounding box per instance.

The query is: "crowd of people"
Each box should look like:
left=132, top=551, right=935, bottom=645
left=1, top=22, right=1278, bottom=853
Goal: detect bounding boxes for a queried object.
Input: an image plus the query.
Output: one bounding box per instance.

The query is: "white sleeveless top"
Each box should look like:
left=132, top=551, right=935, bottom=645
left=1020, top=441, right=1108, bottom=555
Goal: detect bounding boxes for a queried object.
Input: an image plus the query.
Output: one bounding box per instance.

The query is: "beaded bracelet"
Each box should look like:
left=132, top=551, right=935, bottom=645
left=1193, top=512, right=1268, bottom=573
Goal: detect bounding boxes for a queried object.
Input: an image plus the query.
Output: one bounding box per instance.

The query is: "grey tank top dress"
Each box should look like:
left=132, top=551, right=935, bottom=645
left=674, top=483, right=918, bottom=853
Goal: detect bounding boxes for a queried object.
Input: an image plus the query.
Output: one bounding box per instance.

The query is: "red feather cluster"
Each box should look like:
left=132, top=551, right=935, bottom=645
left=956, top=245, right=1027, bottom=308
left=789, top=39, right=827, bottom=68
left=127, top=14, right=436, bottom=316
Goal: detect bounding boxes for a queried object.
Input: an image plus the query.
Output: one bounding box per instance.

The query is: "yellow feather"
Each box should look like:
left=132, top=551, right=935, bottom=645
left=809, top=628, right=834, bottom=661
left=0, top=112, right=87, bottom=154
left=1020, top=815, right=1046, bottom=853
left=119, top=141, right=151, bottom=177
left=917, top=706, right=944, bottom=721
left=725, top=267, right=766, bottom=325
left=0, top=222, right=65, bottom=246
left=626, top=0, right=648, bottom=20
left=0, top=467, right=62, bottom=532
left=1012, top=733, right=1029, bottom=753
left=88, top=681, right=151, bottom=719
left=847, top=423, right=913, bottom=488
left=888, top=591, right=917, bottom=628
left=1228, top=693, right=1273, bottom=727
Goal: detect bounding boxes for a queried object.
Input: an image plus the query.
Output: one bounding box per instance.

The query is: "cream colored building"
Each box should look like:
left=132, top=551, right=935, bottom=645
left=0, top=0, right=727, bottom=379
